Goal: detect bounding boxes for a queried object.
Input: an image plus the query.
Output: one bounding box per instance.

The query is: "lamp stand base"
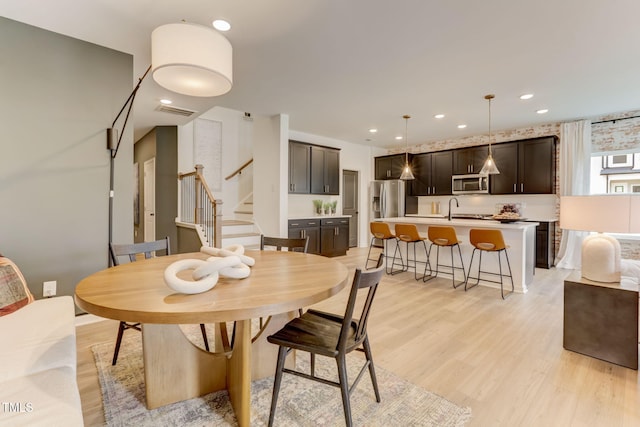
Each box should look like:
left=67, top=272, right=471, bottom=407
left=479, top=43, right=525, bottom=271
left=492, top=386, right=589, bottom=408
left=581, top=233, right=621, bottom=283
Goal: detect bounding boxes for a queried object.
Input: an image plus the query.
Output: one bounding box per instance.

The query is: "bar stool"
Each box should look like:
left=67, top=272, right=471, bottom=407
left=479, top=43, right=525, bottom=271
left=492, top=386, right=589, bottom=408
left=465, top=228, right=514, bottom=299
left=366, top=222, right=404, bottom=273
left=424, top=226, right=466, bottom=288
left=391, top=223, right=429, bottom=280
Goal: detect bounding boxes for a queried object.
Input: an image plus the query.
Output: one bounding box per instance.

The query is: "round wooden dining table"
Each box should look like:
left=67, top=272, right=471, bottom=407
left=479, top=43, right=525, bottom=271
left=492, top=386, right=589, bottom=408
left=75, top=250, right=349, bottom=427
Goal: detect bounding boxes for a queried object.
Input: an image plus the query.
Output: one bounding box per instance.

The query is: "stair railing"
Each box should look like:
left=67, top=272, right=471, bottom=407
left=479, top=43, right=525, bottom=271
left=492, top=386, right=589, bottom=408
left=178, top=164, right=222, bottom=248
left=224, top=158, right=253, bottom=181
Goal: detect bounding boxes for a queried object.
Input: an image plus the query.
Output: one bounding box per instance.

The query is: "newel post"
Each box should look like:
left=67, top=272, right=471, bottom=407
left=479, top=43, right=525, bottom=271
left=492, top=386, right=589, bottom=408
left=214, top=199, right=223, bottom=248
left=194, top=164, right=204, bottom=224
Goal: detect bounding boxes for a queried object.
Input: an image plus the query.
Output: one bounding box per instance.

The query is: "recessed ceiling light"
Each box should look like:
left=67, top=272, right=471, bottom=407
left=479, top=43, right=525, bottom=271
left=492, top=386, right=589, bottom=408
left=160, top=99, right=173, bottom=105
left=369, top=128, right=378, bottom=133
left=434, top=114, right=445, bottom=119
left=536, top=109, right=549, bottom=114
left=457, top=124, right=467, bottom=129
left=212, top=19, right=231, bottom=32
left=520, top=93, right=534, bottom=100
left=395, top=136, right=403, bottom=140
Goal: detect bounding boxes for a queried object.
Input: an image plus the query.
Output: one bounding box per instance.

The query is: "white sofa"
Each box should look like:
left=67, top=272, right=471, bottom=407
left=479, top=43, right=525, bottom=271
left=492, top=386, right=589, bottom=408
left=0, top=296, right=83, bottom=426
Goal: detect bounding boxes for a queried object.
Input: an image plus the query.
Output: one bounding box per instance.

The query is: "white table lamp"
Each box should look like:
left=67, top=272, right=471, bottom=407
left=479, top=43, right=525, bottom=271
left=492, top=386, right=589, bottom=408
left=560, top=195, right=640, bottom=282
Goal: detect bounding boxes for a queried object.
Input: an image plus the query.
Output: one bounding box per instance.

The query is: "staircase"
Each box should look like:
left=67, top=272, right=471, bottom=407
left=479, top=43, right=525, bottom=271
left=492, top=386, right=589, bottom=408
left=221, top=219, right=261, bottom=249
left=233, top=194, right=254, bottom=221
left=179, top=164, right=261, bottom=249
left=220, top=194, right=261, bottom=249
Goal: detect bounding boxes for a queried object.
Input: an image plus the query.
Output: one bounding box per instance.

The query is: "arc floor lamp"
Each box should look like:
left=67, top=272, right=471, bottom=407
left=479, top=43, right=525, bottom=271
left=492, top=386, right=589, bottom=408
left=107, top=22, right=233, bottom=264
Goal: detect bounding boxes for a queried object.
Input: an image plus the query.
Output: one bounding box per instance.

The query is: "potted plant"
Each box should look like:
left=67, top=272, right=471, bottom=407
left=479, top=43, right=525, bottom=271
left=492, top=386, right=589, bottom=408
left=313, top=200, right=324, bottom=215
left=330, top=200, right=337, bottom=215
left=323, top=202, right=332, bottom=215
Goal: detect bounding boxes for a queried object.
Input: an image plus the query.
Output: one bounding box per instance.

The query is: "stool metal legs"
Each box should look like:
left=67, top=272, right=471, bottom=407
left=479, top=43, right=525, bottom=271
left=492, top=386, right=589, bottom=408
left=391, top=239, right=429, bottom=280
left=465, top=248, right=514, bottom=299
left=424, top=243, right=466, bottom=288
left=366, top=236, right=404, bottom=274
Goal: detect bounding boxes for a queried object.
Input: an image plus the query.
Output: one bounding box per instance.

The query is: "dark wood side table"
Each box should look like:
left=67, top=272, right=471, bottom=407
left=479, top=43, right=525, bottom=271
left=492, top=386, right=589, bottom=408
left=563, top=271, right=639, bottom=369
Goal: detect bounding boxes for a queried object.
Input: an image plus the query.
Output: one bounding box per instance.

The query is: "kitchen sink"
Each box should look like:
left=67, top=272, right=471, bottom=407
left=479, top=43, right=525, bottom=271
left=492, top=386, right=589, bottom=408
left=450, top=213, right=492, bottom=220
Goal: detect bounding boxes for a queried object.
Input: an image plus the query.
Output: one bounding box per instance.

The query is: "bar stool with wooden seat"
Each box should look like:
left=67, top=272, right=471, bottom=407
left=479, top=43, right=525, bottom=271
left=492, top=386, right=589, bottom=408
left=366, top=222, right=403, bottom=273
left=465, top=228, right=514, bottom=299
left=424, top=226, right=466, bottom=288
left=391, top=223, right=429, bottom=280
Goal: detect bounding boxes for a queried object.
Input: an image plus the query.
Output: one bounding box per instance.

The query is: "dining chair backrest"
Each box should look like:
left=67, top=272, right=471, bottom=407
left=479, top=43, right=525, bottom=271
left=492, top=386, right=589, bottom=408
left=260, top=235, right=309, bottom=253
left=338, top=258, right=385, bottom=352
left=469, top=229, right=507, bottom=251
left=370, top=222, right=394, bottom=240
left=109, top=237, right=170, bottom=266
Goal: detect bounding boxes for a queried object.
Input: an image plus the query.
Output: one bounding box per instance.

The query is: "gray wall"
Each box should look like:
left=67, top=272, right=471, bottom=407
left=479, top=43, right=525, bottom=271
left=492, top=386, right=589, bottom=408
left=134, top=126, right=178, bottom=253
left=0, top=17, right=133, bottom=302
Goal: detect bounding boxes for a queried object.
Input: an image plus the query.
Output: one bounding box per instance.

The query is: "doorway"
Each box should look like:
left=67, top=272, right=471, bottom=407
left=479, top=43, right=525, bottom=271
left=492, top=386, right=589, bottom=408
left=342, top=170, right=359, bottom=247
left=143, top=158, right=156, bottom=242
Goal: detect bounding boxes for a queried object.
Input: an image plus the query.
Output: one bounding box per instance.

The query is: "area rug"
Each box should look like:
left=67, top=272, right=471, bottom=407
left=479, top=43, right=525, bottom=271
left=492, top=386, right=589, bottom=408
left=92, top=329, right=471, bottom=426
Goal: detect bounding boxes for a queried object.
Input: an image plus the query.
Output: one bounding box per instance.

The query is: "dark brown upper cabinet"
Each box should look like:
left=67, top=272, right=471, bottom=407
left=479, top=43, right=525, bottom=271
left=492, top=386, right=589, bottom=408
left=453, top=146, right=489, bottom=175
left=289, top=140, right=340, bottom=195
left=310, top=145, right=340, bottom=195
left=289, top=141, right=311, bottom=194
left=409, top=151, right=453, bottom=196
left=374, top=154, right=408, bottom=180
left=489, top=136, right=557, bottom=194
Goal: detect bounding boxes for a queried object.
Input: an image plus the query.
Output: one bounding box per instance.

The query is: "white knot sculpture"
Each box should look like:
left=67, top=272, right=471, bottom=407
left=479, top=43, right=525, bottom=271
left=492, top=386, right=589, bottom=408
left=163, top=244, right=255, bottom=294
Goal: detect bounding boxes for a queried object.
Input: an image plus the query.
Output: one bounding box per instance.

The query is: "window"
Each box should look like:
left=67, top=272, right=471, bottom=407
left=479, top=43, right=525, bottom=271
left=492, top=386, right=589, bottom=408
left=591, top=150, right=640, bottom=195
left=591, top=149, right=640, bottom=239
left=606, top=154, right=633, bottom=168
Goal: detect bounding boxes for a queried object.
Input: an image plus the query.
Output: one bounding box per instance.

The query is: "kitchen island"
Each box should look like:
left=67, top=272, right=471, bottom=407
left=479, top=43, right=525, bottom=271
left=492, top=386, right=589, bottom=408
left=378, top=216, right=539, bottom=293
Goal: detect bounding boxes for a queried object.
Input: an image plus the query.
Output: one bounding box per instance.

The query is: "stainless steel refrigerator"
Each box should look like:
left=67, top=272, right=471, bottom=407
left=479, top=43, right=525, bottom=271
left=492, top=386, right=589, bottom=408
left=370, top=180, right=405, bottom=219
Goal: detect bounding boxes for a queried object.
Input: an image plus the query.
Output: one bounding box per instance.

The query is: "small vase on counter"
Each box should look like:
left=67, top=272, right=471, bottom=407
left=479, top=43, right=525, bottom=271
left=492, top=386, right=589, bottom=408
left=313, top=200, right=324, bottom=215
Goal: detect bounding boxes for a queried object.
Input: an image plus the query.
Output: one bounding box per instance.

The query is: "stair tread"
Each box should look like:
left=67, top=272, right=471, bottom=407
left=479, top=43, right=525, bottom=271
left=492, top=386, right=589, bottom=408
left=222, top=232, right=261, bottom=238
left=222, top=219, right=254, bottom=226
left=234, top=210, right=253, bottom=214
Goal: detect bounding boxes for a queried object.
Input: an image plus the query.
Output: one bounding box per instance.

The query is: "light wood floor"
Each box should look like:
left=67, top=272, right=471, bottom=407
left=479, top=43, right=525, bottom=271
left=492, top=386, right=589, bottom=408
left=76, top=247, right=640, bottom=426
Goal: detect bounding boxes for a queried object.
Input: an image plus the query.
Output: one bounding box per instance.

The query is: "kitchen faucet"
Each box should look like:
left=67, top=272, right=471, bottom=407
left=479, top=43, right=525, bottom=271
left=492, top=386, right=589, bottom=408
left=448, top=197, right=459, bottom=221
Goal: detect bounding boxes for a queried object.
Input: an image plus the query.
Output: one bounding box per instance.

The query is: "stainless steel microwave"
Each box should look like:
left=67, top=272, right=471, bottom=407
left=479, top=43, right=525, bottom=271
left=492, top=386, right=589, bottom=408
left=451, top=174, right=489, bottom=194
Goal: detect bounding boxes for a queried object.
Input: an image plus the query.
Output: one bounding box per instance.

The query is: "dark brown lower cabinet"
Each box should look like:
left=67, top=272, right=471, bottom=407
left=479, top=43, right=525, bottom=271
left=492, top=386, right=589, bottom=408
left=287, top=219, right=320, bottom=254
left=534, top=221, right=556, bottom=269
left=320, top=218, right=349, bottom=257
left=288, top=217, right=349, bottom=257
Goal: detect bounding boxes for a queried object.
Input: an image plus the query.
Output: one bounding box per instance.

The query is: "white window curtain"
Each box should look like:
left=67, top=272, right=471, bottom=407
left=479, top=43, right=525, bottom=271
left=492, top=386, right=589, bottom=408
left=555, top=120, right=591, bottom=269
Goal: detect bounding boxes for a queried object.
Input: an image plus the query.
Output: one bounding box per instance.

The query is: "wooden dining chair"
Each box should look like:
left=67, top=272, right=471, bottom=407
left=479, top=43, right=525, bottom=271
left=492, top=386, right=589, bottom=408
left=260, top=235, right=309, bottom=253
left=267, top=254, right=385, bottom=427
left=258, top=235, right=310, bottom=329
left=108, top=237, right=210, bottom=364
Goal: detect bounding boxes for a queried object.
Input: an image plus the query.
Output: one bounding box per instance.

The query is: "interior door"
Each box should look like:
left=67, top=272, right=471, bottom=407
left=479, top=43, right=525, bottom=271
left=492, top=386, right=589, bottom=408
left=342, top=169, right=359, bottom=247
left=143, top=158, right=156, bottom=242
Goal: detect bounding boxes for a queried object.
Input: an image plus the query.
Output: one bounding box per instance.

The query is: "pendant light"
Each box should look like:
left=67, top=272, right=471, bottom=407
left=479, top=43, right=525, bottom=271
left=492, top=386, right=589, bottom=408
left=480, top=94, right=500, bottom=175
left=399, top=114, right=415, bottom=180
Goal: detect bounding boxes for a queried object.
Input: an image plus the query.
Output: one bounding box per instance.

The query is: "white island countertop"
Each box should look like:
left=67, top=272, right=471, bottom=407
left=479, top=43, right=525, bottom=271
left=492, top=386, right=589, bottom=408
left=401, top=215, right=539, bottom=229
left=377, top=216, right=538, bottom=293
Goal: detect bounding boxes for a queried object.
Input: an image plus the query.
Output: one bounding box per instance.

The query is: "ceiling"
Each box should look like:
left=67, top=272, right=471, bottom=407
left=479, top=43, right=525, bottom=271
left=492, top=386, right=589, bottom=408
left=2, top=0, right=640, bottom=148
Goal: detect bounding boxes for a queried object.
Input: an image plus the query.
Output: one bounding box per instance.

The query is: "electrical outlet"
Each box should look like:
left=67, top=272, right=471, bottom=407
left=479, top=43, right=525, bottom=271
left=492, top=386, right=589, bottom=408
left=43, top=281, right=57, bottom=297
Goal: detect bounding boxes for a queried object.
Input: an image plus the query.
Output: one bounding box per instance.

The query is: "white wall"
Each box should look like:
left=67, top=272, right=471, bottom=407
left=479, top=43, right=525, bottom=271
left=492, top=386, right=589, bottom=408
left=178, top=107, right=253, bottom=217
left=253, top=114, right=289, bottom=237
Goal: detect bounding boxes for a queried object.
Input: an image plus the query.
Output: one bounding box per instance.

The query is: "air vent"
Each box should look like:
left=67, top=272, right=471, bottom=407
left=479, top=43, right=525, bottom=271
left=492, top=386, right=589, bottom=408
left=155, top=105, right=197, bottom=117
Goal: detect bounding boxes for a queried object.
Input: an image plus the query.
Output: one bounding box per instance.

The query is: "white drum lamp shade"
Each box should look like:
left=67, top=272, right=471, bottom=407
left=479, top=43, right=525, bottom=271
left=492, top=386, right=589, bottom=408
left=152, top=22, right=233, bottom=97
left=560, top=195, right=640, bottom=283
